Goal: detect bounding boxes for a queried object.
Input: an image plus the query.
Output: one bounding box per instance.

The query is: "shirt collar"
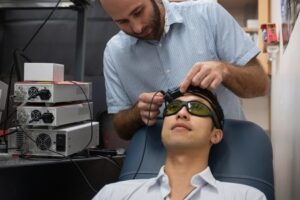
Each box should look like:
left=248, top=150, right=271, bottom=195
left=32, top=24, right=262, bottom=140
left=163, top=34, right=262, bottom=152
left=162, top=0, right=184, bottom=33
left=128, top=0, right=184, bottom=45
left=148, top=166, right=218, bottom=198
left=191, top=166, right=218, bottom=190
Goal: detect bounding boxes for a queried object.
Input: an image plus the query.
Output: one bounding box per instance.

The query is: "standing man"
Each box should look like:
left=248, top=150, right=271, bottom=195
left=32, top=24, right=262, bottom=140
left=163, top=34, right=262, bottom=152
left=100, top=0, right=270, bottom=139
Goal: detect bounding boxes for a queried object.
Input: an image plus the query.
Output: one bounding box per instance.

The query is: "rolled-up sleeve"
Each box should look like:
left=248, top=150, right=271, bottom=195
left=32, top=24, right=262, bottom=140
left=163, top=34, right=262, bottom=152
left=210, top=3, right=260, bottom=66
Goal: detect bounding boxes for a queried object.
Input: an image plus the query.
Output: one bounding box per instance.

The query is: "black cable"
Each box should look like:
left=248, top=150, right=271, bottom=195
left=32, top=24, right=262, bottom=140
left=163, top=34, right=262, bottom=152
left=0, top=129, right=18, bottom=138
left=17, top=125, right=99, bottom=193
left=1, top=2, right=99, bottom=193
left=3, top=63, right=16, bottom=147
left=12, top=79, right=100, bottom=195
left=70, top=81, right=94, bottom=151
left=68, top=158, right=97, bottom=193
left=132, top=91, right=163, bottom=179
left=97, top=155, right=122, bottom=170
left=0, top=109, right=17, bottom=129
left=3, top=0, right=62, bottom=149
left=7, top=87, right=115, bottom=196
left=22, top=0, right=62, bottom=52
left=6, top=147, right=20, bottom=150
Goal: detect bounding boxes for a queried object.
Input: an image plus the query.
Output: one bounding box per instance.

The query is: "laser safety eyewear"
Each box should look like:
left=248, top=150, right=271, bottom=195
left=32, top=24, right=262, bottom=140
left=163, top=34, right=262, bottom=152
left=163, top=100, right=213, bottom=118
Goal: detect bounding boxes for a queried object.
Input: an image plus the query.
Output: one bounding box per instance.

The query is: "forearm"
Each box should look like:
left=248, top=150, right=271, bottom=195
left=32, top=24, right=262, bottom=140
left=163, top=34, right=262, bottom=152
left=222, top=59, right=270, bottom=98
left=112, top=103, right=144, bottom=140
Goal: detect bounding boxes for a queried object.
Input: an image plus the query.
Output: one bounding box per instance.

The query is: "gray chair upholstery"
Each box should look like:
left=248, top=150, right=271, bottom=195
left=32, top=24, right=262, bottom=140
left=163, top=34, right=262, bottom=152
left=119, top=119, right=274, bottom=200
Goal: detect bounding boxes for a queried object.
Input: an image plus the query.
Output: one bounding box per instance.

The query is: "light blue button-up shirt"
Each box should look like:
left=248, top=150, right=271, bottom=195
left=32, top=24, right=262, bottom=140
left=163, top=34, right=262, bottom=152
left=92, top=166, right=266, bottom=200
left=103, top=0, right=260, bottom=120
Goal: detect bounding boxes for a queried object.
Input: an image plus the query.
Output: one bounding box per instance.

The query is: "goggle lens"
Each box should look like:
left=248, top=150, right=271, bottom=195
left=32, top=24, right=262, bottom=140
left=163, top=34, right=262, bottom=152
left=164, top=100, right=212, bottom=117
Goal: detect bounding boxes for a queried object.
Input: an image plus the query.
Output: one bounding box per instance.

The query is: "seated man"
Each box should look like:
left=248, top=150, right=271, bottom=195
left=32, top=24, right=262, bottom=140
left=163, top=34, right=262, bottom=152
left=93, top=87, right=266, bottom=200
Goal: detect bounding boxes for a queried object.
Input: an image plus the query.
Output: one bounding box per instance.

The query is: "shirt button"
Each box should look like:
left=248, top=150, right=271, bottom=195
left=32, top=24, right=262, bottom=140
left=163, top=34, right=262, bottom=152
left=166, top=69, right=171, bottom=73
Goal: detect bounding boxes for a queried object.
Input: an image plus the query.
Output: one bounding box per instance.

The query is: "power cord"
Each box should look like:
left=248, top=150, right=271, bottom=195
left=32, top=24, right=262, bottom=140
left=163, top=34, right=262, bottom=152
left=13, top=81, right=106, bottom=194
left=0, top=101, right=27, bottom=134
left=16, top=125, right=101, bottom=193
left=132, top=90, right=164, bottom=179
left=3, top=0, right=62, bottom=148
left=0, top=129, right=18, bottom=138
left=1, top=2, right=100, bottom=194
left=23, top=0, right=63, bottom=52
left=3, top=81, right=100, bottom=194
left=70, top=81, right=94, bottom=151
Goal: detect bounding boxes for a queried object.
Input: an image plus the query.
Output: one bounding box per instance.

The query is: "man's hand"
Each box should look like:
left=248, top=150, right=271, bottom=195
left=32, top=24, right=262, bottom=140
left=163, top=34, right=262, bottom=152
left=179, top=58, right=269, bottom=98
left=137, top=92, right=165, bottom=126
left=180, top=61, right=228, bottom=93
left=112, top=91, right=164, bottom=140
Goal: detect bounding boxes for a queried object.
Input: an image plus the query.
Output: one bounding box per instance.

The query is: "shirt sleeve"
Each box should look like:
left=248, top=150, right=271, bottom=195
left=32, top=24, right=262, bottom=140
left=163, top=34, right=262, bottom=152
left=209, top=3, right=260, bottom=66
left=103, top=45, right=132, bottom=113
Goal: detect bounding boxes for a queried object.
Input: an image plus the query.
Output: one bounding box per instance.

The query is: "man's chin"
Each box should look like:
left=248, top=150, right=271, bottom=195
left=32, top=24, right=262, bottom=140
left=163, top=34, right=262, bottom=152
left=131, top=30, right=159, bottom=40
left=136, top=33, right=155, bottom=40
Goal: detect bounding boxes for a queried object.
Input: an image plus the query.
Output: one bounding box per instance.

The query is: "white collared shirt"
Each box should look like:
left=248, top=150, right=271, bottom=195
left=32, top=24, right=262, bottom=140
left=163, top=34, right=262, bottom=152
left=92, top=166, right=266, bottom=200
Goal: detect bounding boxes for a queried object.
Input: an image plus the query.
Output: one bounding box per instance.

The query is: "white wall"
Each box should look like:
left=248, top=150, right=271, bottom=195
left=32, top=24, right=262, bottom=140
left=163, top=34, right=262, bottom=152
left=271, top=0, right=300, bottom=198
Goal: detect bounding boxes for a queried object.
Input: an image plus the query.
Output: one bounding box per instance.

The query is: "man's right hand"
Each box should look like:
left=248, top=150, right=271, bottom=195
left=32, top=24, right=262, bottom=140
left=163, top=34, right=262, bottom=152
left=137, top=92, right=165, bottom=126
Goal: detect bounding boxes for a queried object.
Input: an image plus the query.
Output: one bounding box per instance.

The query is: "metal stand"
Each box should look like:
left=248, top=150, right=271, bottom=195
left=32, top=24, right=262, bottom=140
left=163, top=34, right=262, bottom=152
left=74, top=6, right=87, bottom=81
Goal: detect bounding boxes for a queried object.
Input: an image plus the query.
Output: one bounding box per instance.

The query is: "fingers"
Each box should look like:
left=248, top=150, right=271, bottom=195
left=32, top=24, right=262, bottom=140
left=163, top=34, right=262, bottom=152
left=138, top=100, right=160, bottom=112
left=200, top=74, right=214, bottom=89
left=140, top=110, right=160, bottom=126
left=200, top=71, right=222, bottom=90
left=142, top=118, right=157, bottom=126
left=190, top=67, right=210, bottom=88
left=180, top=61, right=225, bottom=91
left=209, top=77, right=222, bottom=90
left=138, top=92, right=164, bottom=126
left=180, top=63, right=202, bottom=93
left=139, top=92, right=164, bottom=105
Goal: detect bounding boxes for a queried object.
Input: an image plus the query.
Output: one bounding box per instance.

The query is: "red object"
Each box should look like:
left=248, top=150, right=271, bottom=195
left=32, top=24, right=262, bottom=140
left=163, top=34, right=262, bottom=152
left=261, top=23, right=278, bottom=52
left=261, top=23, right=278, bottom=44
left=0, top=129, right=8, bottom=137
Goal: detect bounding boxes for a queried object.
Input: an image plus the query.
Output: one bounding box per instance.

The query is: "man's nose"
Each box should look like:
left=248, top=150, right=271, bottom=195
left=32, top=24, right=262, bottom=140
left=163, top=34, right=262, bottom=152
left=130, top=20, right=144, bottom=34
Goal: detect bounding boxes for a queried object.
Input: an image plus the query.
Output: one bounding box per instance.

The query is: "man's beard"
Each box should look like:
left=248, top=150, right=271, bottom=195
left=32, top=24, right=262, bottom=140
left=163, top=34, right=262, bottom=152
left=129, top=0, right=163, bottom=40
left=146, top=0, right=162, bottom=40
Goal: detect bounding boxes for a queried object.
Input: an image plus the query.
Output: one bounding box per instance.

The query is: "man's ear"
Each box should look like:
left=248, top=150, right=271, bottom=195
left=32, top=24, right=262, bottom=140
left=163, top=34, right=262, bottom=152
left=210, top=129, right=223, bottom=144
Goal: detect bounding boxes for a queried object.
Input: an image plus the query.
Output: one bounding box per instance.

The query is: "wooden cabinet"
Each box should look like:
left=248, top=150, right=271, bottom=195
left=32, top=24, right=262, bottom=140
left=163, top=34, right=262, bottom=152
left=218, top=0, right=271, bottom=75
left=218, top=0, right=271, bottom=132
left=258, top=0, right=271, bottom=75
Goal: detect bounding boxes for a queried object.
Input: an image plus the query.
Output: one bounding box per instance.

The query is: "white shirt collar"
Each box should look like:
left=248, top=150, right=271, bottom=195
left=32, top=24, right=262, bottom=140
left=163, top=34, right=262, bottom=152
left=148, top=166, right=218, bottom=199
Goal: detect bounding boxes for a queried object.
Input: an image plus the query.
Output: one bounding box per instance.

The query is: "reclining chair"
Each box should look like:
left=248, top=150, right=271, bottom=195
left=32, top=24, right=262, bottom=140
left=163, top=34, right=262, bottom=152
left=119, top=119, right=274, bottom=200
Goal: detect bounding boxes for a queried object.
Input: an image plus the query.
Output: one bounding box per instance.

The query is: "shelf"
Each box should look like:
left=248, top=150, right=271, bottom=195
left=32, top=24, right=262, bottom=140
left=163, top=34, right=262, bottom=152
left=243, top=27, right=258, bottom=33
left=219, top=0, right=270, bottom=75
left=218, top=0, right=256, bottom=9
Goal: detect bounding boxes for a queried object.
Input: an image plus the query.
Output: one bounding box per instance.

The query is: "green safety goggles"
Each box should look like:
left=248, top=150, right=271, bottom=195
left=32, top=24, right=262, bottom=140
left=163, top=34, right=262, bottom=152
left=163, top=100, right=213, bottom=117
left=163, top=86, right=224, bottom=129
left=163, top=99, right=221, bottom=128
